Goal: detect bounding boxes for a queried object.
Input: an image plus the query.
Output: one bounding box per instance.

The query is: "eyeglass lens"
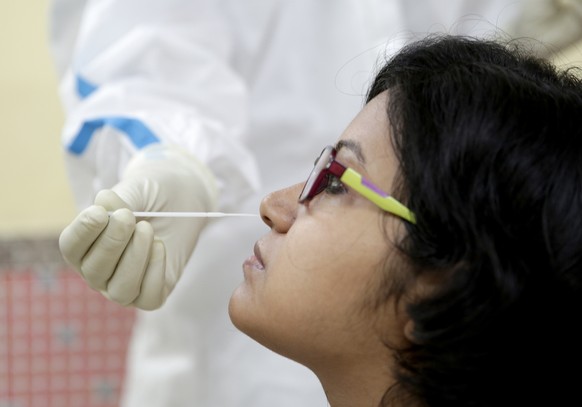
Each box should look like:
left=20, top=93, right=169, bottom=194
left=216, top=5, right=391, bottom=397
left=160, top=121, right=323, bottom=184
left=299, top=146, right=333, bottom=202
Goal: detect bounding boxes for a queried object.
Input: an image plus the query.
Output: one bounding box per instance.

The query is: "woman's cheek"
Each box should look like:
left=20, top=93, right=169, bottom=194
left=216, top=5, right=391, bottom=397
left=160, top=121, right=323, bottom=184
left=283, top=217, right=337, bottom=273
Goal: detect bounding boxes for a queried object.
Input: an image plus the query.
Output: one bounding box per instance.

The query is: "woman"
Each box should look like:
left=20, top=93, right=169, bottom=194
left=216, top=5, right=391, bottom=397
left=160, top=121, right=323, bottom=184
left=229, top=36, right=582, bottom=406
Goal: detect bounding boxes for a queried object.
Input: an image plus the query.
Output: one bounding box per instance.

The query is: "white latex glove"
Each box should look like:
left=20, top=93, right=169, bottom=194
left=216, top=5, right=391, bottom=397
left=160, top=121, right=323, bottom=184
left=59, top=144, right=218, bottom=310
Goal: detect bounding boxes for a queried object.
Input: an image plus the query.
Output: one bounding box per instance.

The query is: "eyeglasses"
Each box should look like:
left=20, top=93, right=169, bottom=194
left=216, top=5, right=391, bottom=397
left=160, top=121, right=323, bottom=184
left=298, top=145, right=416, bottom=224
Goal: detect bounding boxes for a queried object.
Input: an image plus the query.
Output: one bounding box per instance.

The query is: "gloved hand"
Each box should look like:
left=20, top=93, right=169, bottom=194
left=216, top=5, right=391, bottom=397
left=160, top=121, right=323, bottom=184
left=59, top=144, right=218, bottom=310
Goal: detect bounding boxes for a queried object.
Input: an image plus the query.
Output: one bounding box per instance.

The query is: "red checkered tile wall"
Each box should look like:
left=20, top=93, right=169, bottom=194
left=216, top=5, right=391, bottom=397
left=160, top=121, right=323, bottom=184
left=1, top=267, right=135, bottom=407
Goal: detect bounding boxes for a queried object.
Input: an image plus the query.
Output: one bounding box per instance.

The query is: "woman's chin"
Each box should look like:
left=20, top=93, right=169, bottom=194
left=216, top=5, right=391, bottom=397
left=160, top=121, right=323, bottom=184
left=228, top=282, right=259, bottom=335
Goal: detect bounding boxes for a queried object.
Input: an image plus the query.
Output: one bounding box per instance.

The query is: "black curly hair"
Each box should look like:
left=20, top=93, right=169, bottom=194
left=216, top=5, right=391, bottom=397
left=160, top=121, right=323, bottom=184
left=368, top=36, right=582, bottom=406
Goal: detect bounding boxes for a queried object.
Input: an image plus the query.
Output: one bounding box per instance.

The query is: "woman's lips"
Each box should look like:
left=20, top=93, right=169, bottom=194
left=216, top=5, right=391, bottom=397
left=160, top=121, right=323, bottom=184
left=243, top=241, right=265, bottom=271
left=253, top=242, right=265, bottom=268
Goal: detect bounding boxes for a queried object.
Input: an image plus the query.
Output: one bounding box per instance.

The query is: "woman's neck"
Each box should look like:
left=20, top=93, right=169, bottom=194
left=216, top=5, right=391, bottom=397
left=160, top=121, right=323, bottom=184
left=315, top=357, right=396, bottom=407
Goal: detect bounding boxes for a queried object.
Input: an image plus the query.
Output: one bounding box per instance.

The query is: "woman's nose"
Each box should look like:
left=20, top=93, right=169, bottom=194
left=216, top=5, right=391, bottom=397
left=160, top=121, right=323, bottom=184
left=259, top=183, right=303, bottom=233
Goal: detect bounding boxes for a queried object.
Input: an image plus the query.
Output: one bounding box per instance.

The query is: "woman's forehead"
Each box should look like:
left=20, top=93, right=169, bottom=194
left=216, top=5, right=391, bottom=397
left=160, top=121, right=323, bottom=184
left=339, top=91, right=390, bottom=150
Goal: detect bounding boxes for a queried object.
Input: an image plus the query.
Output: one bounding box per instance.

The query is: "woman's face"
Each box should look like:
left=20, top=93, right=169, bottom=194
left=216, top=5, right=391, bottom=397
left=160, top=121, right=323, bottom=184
left=229, top=92, right=408, bottom=368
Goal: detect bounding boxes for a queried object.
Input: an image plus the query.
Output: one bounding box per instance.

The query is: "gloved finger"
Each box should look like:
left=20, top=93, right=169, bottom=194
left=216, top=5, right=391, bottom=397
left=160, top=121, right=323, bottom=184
left=132, top=239, right=167, bottom=310
left=59, top=205, right=109, bottom=269
left=80, top=208, right=136, bottom=291
left=103, top=220, right=154, bottom=306
left=94, top=188, right=131, bottom=211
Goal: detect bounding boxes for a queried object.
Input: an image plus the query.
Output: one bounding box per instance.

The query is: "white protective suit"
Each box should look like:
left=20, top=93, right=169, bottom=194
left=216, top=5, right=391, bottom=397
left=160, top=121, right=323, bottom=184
left=49, top=1, right=582, bottom=406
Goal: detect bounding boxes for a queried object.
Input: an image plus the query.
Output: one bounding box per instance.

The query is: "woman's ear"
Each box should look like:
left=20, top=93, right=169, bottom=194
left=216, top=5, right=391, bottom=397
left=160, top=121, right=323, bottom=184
left=401, top=268, right=452, bottom=345
left=403, top=319, right=418, bottom=344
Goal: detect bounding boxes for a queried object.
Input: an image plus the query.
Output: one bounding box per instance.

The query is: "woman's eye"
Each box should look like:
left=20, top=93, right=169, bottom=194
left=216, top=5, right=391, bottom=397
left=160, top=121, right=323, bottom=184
left=324, top=174, right=347, bottom=195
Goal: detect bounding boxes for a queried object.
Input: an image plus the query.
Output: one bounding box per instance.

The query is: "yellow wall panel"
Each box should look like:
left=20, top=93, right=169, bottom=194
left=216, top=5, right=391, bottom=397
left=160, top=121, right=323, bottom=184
left=0, top=1, right=76, bottom=237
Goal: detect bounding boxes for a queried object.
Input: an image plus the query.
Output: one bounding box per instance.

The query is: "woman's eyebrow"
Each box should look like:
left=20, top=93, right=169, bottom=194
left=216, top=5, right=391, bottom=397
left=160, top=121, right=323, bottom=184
left=335, top=139, right=366, bottom=164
